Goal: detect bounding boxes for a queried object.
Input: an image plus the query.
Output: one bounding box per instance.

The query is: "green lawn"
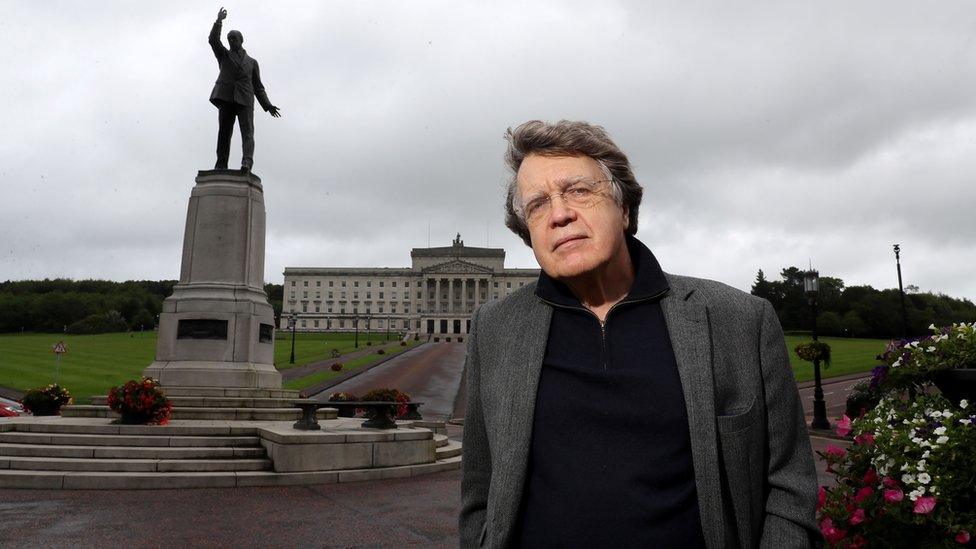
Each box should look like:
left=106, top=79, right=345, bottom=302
left=785, top=336, right=885, bottom=383
left=0, top=331, right=885, bottom=403
left=0, top=331, right=411, bottom=403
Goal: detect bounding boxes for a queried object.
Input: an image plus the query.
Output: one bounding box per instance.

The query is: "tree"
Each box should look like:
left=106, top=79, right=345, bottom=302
left=751, top=269, right=774, bottom=301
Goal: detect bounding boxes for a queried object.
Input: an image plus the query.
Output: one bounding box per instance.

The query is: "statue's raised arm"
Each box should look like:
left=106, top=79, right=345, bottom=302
left=207, top=7, right=281, bottom=174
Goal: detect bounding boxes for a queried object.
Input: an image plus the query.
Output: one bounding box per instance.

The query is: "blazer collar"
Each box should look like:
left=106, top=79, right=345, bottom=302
left=661, top=276, right=726, bottom=548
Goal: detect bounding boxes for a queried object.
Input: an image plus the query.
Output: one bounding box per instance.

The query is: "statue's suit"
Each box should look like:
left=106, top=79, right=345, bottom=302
left=209, top=20, right=274, bottom=170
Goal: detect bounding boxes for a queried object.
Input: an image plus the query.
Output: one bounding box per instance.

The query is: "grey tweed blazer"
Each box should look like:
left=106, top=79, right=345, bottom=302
left=459, top=273, right=819, bottom=548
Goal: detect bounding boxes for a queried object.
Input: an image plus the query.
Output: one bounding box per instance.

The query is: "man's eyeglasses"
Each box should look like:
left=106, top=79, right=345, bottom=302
left=519, top=179, right=611, bottom=224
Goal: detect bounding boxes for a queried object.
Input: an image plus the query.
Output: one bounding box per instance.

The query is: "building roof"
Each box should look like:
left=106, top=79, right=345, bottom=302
left=410, top=233, right=506, bottom=259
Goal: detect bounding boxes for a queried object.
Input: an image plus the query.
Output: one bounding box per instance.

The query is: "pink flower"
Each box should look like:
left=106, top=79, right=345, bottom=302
left=884, top=489, right=904, bottom=503
left=957, top=531, right=971, bottom=544
left=854, top=487, right=873, bottom=504
left=882, top=476, right=900, bottom=488
left=820, top=517, right=847, bottom=544
left=818, top=486, right=827, bottom=510
left=849, top=508, right=866, bottom=525
left=824, top=445, right=847, bottom=458
left=854, top=432, right=875, bottom=446
left=849, top=534, right=868, bottom=548
left=862, top=468, right=878, bottom=486
left=913, top=496, right=937, bottom=515
left=836, top=415, right=853, bottom=437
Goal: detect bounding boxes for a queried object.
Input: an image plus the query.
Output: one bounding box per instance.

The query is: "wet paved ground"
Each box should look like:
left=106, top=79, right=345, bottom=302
left=319, top=342, right=467, bottom=421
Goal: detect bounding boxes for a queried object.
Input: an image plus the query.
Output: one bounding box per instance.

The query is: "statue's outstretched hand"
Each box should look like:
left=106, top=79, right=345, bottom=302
left=269, top=106, right=282, bottom=118
left=217, top=7, right=227, bottom=21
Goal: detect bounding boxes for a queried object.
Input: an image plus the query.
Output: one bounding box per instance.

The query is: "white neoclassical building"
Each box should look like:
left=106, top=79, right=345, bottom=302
left=281, top=234, right=539, bottom=336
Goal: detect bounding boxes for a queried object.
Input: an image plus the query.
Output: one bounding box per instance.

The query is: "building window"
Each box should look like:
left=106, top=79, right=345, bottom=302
left=301, top=320, right=307, bottom=327
left=340, top=291, right=346, bottom=298
left=289, top=291, right=295, bottom=299
left=303, top=281, right=308, bottom=287
left=327, top=307, right=332, bottom=313
left=302, top=291, right=308, bottom=298
left=520, top=282, right=524, bottom=287
left=339, top=319, right=345, bottom=328
left=379, top=305, right=384, bottom=313
left=391, top=305, right=397, bottom=313
left=392, top=281, right=397, bottom=287
left=354, top=308, right=358, bottom=314
left=341, top=281, right=346, bottom=287
left=417, top=291, right=422, bottom=299
left=290, top=280, right=295, bottom=286
left=354, top=292, right=359, bottom=299
left=354, top=281, right=359, bottom=287
left=367, top=280, right=372, bottom=287
left=315, top=291, right=320, bottom=299
left=341, top=308, right=345, bottom=314
left=315, top=305, right=320, bottom=312
left=379, top=292, right=384, bottom=299
left=314, top=320, right=319, bottom=328
left=302, top=302, right=308, bottom=312
left=316, top=281, right=321, bottom=287
left=507, top=282, right=511, bottom=288
left=366, top=291, right=371, bottom=299
left=329, top=281, right=334, bottom=287
left=379, top=281, right=384, bottom=287
left=494, top=282, right=499, bottom=288
left=328, top=292, right=333, bottom=299
left=392, top=292, right=397, bottom=300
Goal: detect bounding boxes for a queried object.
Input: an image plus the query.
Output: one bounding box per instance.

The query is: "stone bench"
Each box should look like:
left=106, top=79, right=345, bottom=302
left=292, top=400, right=423, bottom=431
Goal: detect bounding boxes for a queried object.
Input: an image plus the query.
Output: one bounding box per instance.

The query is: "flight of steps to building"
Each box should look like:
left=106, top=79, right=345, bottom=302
left=0, top=416, right=462, bottom=489
left=61, top=387, right=338, bottom=422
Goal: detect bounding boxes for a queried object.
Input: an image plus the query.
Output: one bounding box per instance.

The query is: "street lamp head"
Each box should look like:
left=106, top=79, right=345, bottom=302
left=803, top=269, right=820, bottom=295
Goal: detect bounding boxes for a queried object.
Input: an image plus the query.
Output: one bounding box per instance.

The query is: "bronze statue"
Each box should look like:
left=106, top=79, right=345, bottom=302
left=209, top=8, right=281, bottom=174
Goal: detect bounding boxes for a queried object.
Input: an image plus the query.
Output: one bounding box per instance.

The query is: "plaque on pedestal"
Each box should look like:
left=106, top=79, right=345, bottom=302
left=144, top=170, right=281, bottom=389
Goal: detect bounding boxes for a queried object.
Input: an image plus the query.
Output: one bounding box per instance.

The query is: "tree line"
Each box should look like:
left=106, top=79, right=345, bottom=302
left=751, top=267, right=976, bottom=339
left=0, top=279, right=285, bottom=334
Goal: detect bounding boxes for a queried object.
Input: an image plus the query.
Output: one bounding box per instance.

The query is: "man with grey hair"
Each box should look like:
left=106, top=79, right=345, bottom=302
left=209, top=7, right=281, bottom=174
left=460, top=120, right=818, bottom=547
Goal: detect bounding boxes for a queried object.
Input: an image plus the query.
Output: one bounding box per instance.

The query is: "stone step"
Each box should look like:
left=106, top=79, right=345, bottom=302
left=0, top=442, right=265, bottom=460
left=1, top=456, right=271, bottom=473
left=410, top=420, right=448, bottom=435
left=10, top=422, right=258, bottom=437
left=90, top=396, right=304, bottom=409
left=61, top=405, right=338, bottom=422
left=156, top=387, right=302, bottom=399
left=0, top=456, right=464, bottom=489
left=435, top=440, right=462, bottom=460
left=0, top=431, right=261, bottom=448
left=433, top=433, right=448, bottom=448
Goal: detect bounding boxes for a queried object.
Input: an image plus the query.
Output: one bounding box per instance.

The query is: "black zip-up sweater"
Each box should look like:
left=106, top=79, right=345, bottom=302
left=516, top=236, right=706, bottom=548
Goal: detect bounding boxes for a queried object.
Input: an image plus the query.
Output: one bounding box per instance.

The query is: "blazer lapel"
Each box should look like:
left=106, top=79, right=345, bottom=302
left=661, top=281, right=725, bottom=548
left=495, top=295, right=551, bottom=543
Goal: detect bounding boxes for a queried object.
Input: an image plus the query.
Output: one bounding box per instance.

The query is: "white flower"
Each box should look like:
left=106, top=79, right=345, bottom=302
left=922, top=450, right=930, bottom=459
left=934, top=426, right=947, bottom=436
left=961, top=419, right=972, bottom=425
left=902, top=473, right=916, bottom=484
left=901, top=463, right=911, bottom=471
left=926, top=346, right=936, bottom=352
left=930, top=411, right=942, bottom=418
left=929, top=323, right=936, bottom=330
left=916, top=460, right=927, bottom=471
left=937, top=435, right=949, bottom=444
left=962, top=399, right=969, bottom=409
left=918, top=472, right=931, bottom=484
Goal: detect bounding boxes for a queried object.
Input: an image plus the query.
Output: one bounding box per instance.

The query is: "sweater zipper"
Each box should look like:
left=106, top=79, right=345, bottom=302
left=539, top=287, right=671, bottom=370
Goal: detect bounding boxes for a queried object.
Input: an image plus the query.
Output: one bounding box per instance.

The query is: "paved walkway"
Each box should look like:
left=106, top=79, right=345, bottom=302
left=319, top=342, right=468, bottom=421
left=279, top=339, right=404, bottom=381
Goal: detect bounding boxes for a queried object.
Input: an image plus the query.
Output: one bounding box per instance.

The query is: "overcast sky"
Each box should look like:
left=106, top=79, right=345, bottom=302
left=3, top=1, right=975, bottom=301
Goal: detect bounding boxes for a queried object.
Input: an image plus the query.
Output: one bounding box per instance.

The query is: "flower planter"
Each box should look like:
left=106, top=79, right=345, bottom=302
left=934, top=368, right=976, bottom=404
left=28, top=404, right=61, bottom=416
left=116, top=412, right=154, bottom=425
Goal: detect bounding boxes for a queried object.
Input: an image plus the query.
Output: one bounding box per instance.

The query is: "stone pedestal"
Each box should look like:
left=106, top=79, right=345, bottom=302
left=144, top=170, right=281, bottom=389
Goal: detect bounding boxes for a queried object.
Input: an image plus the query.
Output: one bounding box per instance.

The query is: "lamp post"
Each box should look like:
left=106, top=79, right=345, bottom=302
left=893, top=244, right=909, bottom=339
left=366, top=315, right=371, bottom=344
left=354, top=314, right=359, bottom=348
left=386, top=315, right=390, bottom=341
left=288, top=312, right=298, bottom=365
left=804, top=269, right=830, bottom=430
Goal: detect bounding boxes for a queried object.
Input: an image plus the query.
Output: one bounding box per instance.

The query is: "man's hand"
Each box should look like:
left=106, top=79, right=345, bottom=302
left=268, top=106, right=282, bottom=118
left=217, top=7, right=227, bottom=21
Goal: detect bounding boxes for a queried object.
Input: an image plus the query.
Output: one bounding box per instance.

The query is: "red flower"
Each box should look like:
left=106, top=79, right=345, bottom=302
left=883, top=489, right=904, bottom=503
left=882, top=476, right=900, bottom=489
left=817, top=486, right=827, bottom=510
left=836, top=415, right=852, bottom=437
left=854, top=432, right=874, bottom=446
left=913, top=496, right=937, bottom=515
left=848, top=508, right=866, bottom=526
left=854, top=487, right=873, bottom=504
left=957, top=531, right=971, bottom=544
left=848, top=534, right=868, bottom=549
left=820, top=517, right=847, bottom=544
left=824, top=445, right=847, bottom=458
left=862, top=468, right=878, bottom=486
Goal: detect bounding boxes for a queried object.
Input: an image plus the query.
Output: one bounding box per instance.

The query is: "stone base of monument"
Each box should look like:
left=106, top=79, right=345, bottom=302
left=144, top=170, right=281, bottom=390
left=0, top=415, right=461, bottom=489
